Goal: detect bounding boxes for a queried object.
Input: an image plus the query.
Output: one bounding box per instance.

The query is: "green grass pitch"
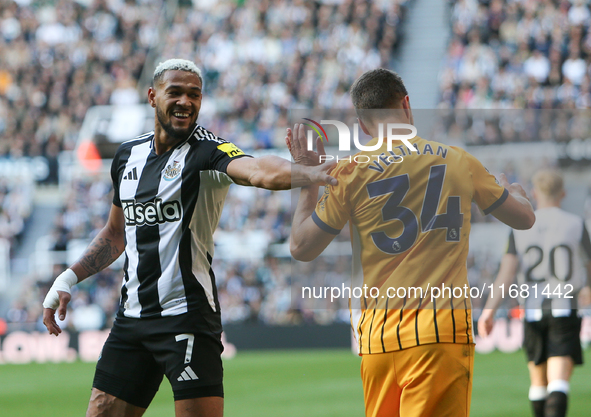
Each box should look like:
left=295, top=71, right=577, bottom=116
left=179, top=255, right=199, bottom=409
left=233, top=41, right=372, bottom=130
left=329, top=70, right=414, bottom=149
left=1, top=349, right=590, bottom=416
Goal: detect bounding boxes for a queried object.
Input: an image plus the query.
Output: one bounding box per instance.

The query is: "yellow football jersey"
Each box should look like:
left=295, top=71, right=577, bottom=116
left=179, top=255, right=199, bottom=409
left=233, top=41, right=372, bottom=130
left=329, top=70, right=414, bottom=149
left=313, top=136, right=507, bottom=354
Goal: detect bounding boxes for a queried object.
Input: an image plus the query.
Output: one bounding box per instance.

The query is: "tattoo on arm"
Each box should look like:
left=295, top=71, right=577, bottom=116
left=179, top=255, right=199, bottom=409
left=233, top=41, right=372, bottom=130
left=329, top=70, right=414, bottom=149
left=79, top=238, right=120, bottom=276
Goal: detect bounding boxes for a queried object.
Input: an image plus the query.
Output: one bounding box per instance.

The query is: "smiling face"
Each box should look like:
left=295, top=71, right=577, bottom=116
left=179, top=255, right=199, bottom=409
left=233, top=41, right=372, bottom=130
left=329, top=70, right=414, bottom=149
left=148, top=70, right=203, bottom=146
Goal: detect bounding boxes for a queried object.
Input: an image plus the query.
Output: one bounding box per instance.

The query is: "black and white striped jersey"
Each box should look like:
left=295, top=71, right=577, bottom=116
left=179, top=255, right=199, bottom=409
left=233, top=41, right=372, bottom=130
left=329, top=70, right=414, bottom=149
left=508, top=207, right=591, bottom=318
left=110, top=124, right=249, bottom=320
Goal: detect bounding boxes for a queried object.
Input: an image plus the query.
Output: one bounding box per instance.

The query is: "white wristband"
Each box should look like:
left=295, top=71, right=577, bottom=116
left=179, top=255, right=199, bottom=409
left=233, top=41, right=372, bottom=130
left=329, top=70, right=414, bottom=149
left=42, top=269, right=78, bottom=309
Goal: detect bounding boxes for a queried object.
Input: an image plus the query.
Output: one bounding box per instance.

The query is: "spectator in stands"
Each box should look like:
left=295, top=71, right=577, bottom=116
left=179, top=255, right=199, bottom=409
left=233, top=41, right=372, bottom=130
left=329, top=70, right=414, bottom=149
left=442, top=0, right=591, bottom=109
left=524, top=49, right=551, bottom=83
left=562, top=50, right=586, bottom=86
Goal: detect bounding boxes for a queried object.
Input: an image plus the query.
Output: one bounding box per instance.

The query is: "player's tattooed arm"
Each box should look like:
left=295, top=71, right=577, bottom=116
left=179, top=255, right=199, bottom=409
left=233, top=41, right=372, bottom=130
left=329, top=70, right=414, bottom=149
left=78, top=237, right=121, bottom=276
left=70, top=204, right=126, bottom=281
left=43, top=205, right=125, bottom=336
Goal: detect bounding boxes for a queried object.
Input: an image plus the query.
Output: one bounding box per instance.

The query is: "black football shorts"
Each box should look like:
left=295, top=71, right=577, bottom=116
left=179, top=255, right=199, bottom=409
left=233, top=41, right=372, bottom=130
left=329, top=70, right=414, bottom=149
left=92, top=311, right=224, bottom=408
left=523, top=311, right=583, bottom=366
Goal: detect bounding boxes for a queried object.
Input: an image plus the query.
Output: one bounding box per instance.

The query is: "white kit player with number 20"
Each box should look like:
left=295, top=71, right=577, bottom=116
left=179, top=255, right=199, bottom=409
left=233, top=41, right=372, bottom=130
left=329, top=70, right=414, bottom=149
left=479, top=169, right=591, bottom=417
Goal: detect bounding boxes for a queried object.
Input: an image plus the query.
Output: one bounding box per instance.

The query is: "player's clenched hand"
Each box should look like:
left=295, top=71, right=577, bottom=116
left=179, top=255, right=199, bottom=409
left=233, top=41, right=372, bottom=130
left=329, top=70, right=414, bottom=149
left=43, top=291, right=71, bottom=336
left=498, top=173, right=528, bottom=200
left=477, top=309, right=495, bottom=338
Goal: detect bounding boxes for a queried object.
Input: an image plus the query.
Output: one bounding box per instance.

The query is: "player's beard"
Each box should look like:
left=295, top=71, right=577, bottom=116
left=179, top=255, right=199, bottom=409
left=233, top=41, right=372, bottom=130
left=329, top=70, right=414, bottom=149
left=156, top=106, right=196, bottom=141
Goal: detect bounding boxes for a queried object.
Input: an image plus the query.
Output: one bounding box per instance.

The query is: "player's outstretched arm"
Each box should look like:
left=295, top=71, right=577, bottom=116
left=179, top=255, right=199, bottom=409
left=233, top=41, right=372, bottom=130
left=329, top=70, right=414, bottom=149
left=489, top=173, right=535, bottom=230
left=477, top=253, right=519, bottom=337
left=42, top=204, right=125, bottom=336
left=225, top=124, right=337, bottom=190
left=286, top=124, right=337, bottom=261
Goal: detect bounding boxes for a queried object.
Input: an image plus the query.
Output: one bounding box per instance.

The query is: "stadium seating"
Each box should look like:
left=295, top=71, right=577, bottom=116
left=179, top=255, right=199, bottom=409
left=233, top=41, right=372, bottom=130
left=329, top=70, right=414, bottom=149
left=440, top=0, right=591, bottom=109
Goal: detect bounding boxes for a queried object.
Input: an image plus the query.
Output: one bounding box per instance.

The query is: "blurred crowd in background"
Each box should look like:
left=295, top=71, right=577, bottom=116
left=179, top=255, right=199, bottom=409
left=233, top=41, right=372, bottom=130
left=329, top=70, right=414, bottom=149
left=0, top=177, right=33, bottom=248
left=159, top=0, right=405, bottom=149
left=4, top=0, right=591, bottom=333
left=0, top=0, right=159, bottom=160
left=0, top=0, right=405, bottom=159
left=430, top=108, right=591, bottom=146
left=440, top=0, right=591, bottom=109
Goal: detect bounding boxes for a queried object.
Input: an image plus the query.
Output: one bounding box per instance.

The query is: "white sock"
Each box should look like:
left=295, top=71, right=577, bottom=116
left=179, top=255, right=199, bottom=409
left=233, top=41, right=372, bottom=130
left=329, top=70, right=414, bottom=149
left=547, top=380, right=569, bottom=394
left=529, top=386, right=548, bottom=401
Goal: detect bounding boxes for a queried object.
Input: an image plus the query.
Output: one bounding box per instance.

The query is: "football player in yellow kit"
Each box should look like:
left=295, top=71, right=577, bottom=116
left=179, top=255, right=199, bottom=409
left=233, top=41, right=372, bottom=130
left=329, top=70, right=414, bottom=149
left=288, top=68, right=535, bottom=417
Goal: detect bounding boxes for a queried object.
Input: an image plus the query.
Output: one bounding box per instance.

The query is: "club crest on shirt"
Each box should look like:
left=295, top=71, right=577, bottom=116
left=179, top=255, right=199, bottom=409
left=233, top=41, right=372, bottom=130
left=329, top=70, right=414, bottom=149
left=163, top=161, right=182, bottom=181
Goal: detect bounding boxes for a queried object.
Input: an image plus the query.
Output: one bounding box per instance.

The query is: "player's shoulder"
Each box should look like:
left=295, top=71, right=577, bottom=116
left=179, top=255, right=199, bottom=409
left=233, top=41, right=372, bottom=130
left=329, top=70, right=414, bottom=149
left=446, top=143, right=476, bottom=162
left=330, top=154, right=365, bottom=186
left=191, top=124, right=228, bottom=145
left=410, top=137, right=468, bottom=163
left=121, top=131, right=154, bottom=145
left=444, top=144, right=491, bottom=176
left=114, top=131, right=154, bottom=156
left=519, top=208, right=584, bottom=240
left=334, top=157, right=358, bottom=174
left=535, top=207, right=578, bottom=218
left=549, top=207, right=584, bottom=225
left=188, top=124, right=249, bottom=161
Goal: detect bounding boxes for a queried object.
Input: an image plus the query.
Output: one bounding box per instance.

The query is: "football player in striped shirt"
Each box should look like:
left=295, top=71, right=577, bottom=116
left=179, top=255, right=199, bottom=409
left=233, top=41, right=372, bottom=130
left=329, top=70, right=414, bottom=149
left=289, top=68, right=535, bottom=417
left=479, top=169, right=591, bottom=417
left=41, top=59, right=336, bottom=417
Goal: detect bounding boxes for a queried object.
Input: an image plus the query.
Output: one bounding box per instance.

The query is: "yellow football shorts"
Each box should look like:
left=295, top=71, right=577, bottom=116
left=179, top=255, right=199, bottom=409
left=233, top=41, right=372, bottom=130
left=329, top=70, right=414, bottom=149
left=361, top=343, right=474, bottom=417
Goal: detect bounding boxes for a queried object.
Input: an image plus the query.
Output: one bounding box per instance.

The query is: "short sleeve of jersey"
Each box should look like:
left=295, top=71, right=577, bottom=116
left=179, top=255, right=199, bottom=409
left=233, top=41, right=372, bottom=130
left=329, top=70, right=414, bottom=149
left=111, top=149, right=122, bottom=207
left=209, top=141, right=251, bottom=173
left=312, top=164, right=351, bottom=235
left=464, top=151, right=508, bottom=214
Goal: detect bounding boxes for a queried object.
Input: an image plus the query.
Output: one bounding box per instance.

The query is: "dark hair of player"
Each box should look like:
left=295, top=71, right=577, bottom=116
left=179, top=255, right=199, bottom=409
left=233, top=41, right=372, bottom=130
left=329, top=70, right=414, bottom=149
left=350, top=68, right=408, bottom=112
